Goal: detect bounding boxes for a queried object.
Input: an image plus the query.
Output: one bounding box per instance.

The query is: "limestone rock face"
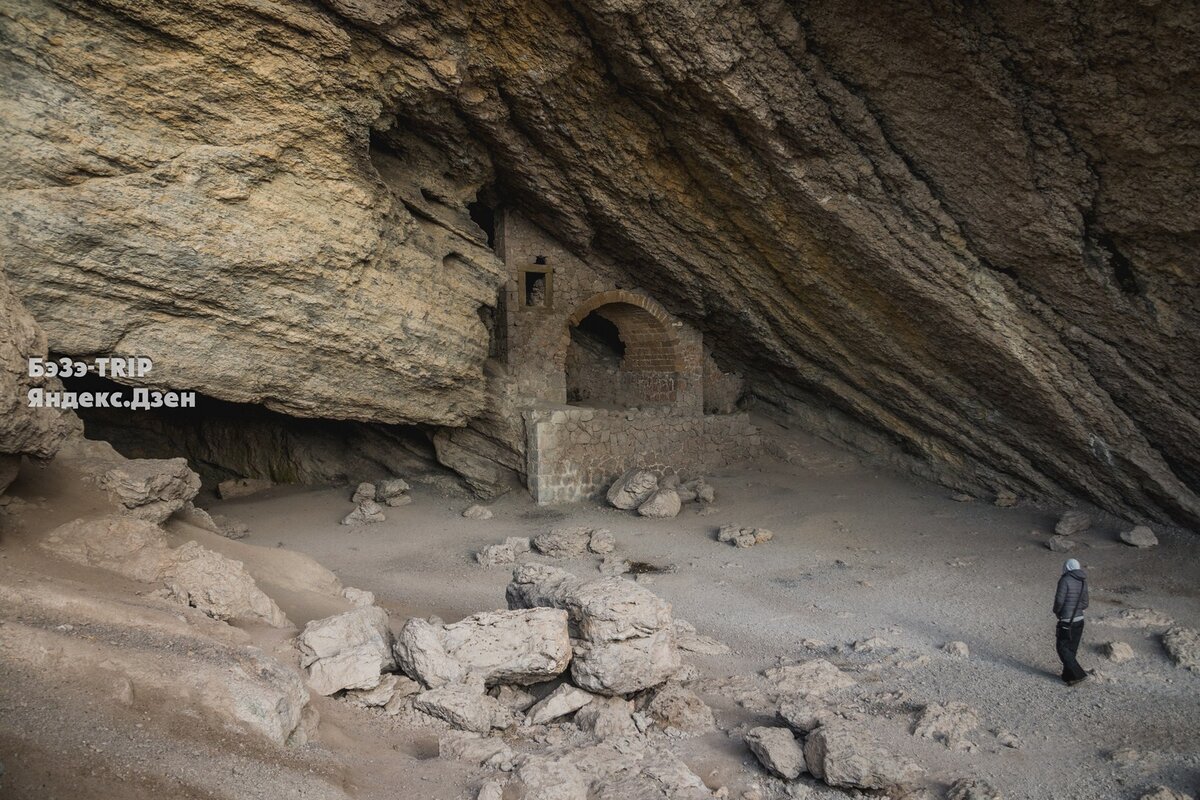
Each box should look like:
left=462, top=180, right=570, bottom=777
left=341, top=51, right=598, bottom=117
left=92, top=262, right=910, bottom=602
left=3, top=0, right=1198, bottom=526
left=298, top=606, right=396, bottom=695
left=0, top=269, right=70, bottom=485
left=163, top=541, right=290, bottom=628
left=98, top=457, right=201, bottom=523
left=438, top=608, right=572, bottom=687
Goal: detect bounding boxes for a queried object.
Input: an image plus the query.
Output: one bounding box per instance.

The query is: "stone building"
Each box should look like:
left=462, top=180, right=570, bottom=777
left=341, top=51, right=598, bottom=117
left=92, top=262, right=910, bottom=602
left=491, top=210, right=760, bottom=503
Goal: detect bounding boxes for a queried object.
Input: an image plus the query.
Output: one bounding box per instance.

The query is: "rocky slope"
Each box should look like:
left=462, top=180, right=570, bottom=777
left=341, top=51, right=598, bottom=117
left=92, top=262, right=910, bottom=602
left=2, top=0, right=1197, bottom=526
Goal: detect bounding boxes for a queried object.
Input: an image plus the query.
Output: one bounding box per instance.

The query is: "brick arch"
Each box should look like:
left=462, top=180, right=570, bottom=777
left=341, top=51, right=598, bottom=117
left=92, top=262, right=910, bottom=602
left=556, top=290, right=684, bottom=373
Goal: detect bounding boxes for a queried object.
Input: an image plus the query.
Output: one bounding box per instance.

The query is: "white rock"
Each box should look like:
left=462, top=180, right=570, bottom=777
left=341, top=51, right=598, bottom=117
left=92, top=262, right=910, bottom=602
left=98, top=458, right=201, bottom=523
left=506, top=536, right=532, bottom=554
left=574, top=695, right=637, bottom=739
left=1055, top=510, right=1091, bottom=536
left=439, top=608, right=572, bottom=686
left=1119, top=525, right=1158, bottom=548
left=672, top=619, right=730, bottom=654
left=912, top=702, right=979, bottom=751
left=463, top=504, right=494, bottom=520
left=526, top=684, right=596, bottom=724
left=804, top=724, right=924, bottom=790
left=1100, top=641, right=1135, bottom=663
left=342, top=500, right=385, bottom=525
left=1163, top=627, right=1200, bottom=671
left=641, top=682, right=714, bottom=733
left=163, top=541, right=290, bottom=628
left=745, top=726, right=806, bottom=779
left=375, top=478, right=411, bottom=501
left=414, top=681, right=512, bottom=733
left=717, top=524, right=774, bottom=548
left=509, top=755, right=589, bottom=800
left=351, top=482, right=376, bottom=504
left=298, top=606, right=396, bottom=695
left=342, top=586, right=376, bottom=607
left=439, top=730, right=515, bottom=767
left=637, top=489, right=682, bottom=518
left=384, top=493, right=414, bottom=507
left=343, top=673, right=420, bottom=708
left=587, top=529, right=615, bottom=554
left=764, top=659, right=855, bottom=698
left=534, top=526, right=593, bottom=557
left=606, top=468, right=659, bottom=510
left=40, top=514, right=171, bottom=582
left=507, top=564, right=680, bottom=695
left=477, top=543, right=517, bottom=566
left=394, top=617, right=466, bottom=688
left=478, top=780, right=506, bottom=800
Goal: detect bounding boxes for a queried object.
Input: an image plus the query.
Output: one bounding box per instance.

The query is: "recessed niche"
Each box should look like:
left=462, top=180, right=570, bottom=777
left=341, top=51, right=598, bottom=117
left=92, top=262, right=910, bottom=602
left=523, top=270, right=551, bottom=308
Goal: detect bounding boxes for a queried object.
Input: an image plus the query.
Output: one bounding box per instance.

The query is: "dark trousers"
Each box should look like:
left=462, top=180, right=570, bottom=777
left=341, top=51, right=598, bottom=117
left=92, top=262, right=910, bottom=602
left=1056, top=620, right=1086, bottom=682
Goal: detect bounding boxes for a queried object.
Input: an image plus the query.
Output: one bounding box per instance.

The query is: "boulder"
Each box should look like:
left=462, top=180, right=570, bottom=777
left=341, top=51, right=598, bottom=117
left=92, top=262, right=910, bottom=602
left=163, top=541, right=289, bottom=628
left=1119, top=525, right=1158, bottom=548
left=606, top=468, right=659, bottom=510
left=99, top=458, right=201, bottom=523
left=394, top=617, right=467, bottom=688
left=217, top=478, right=273, bottom=499
left=40, top=514, right=171, bottom=582
left=526, top=683, right=596, bottom=724
left=637, top=489, right=682, bottom=519
left=1046, top=535, right=1075, bottom=552
left=298, top=606, right=396, bottom=695
left=1162, top=627, right=1200, bottom=671
left=574, top=695, right=637, bottom=739
left=477, top=781, right=505, bottom=800
left=383, top=493, right=414, bottom=508
left=376, top=478, right=411, bottom=501
left=764, top=659, right=855, bottom=698
left=534, top=527, right=593, bottom=557
left=641, top=682, right=714, bottom=733
left=351, top=482, right=376, bottom=504
left=717, top=524, right=774, bottom=548
left=507, top=564, right=680, bottom=695
left=413, top=680, right=512, bottom=733
left=342, top=586, right=376, bottom=607
left=1055, top=510, right=1091, bottom=536
left=507, top=536, right=532, bottom=554
left=804, top=724, right=924, bottom=791
left=463, top=504, right=494, bottom=520
left=587, top=530, right=615, bottom=554
left=912, top=702, right=979, bottom=751
left=1100, top=641, right=1135, bottom=663
left=509, top=755, right=589, bottom=800
left=744, top=726, right=806, bottom=779
left=439, top=608, right=572, bottom=686
left=341, top=500, right=385, bottom=525
left=477, top=543, right=518, bottom=566
left=942, top=641, right=970, bottom=658
left=947, top=778, right=1004, bottom=800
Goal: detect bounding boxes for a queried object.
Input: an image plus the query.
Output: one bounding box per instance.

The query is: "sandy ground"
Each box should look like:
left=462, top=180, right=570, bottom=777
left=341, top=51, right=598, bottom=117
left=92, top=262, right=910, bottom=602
left=1, top=420, right=1198, bottom=799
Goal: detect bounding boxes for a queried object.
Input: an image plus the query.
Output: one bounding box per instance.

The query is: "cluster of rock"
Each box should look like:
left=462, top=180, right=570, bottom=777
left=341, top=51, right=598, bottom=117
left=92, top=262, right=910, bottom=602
left=294, top=564, right=727, bottom=798
left=1046, top=508, right=1159, bottom=551
left=342, top=478, right=411, bottom=525
left=476, top=527, right=616, bottom=567
left=606, top=468, right=715, bottom=519
left=717, top=524, right=774, bottom=548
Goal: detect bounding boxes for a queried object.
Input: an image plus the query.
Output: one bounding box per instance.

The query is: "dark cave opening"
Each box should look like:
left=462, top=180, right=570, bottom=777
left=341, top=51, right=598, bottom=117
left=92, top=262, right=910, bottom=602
left=1098, top=233, right=1141, bottom=296
left=60, top=373, right=439, bottom=489
left=468, top=200, right=496, bottom=249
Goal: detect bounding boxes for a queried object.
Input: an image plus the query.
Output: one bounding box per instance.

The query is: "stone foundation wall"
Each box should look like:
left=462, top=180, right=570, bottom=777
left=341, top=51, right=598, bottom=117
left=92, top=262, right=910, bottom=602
left=525, top=406, right=761, bottom=504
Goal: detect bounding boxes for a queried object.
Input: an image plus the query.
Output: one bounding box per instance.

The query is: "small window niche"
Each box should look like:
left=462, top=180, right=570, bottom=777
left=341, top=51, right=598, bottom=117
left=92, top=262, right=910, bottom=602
left=522, top=265, right=552, bottom=309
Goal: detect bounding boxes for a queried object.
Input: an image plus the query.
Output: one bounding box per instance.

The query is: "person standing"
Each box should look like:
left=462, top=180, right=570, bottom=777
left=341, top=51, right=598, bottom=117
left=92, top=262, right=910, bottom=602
left=1054, top=558, right=1090, bottom=685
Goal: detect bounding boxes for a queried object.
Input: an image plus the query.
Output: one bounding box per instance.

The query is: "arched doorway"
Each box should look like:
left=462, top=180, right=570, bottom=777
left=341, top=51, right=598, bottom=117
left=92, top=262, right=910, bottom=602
left=562, top=292, right=683, bottom=409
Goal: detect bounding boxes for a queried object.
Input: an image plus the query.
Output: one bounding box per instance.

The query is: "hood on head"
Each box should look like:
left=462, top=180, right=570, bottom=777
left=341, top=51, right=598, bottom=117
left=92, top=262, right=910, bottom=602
left=1063, top=558, right=1081, bottom=574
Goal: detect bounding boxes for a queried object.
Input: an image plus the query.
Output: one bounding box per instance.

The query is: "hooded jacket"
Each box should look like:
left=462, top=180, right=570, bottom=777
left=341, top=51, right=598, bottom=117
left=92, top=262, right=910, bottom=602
left=1054, top=568, right=1089, bottom=622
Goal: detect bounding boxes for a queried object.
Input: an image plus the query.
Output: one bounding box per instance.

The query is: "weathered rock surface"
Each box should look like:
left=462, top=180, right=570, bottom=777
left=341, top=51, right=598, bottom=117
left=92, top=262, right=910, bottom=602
left=942, top=641, right=970, bottom=658
left=351, top=482, right=376, bottom=504
left=637, top=489, right=682, bottom=519
left=1119, top=525, right=1159, bottom=548
left=507, top=564, right=679, bottom=695
left=298, top=606, right=396, bottom=695
left=718, top=524, right=774, bottom=548
left=5, top=0, right=1199, bottom=526
left=1046, top=535, right=1076, bottom=553
left=1100, top=641, right=1135, bottom=664
left=41, top=514, right=171, bottom=583
left=341, top=500, right=385, bottom=525
left=438, top=730, right=515, bottom=768
left=640, top=682, right=714, bottom=733
left=744, top=726, right=806, bottom=780
left=947, top=778, right=1004, bottom=800
left=765, top=659, right=855, bottom=698
left=672, top=619, right=730, bottom=655
left=534, top=527, right=594, bottom=558
left=413, top=680, right=512, bottom=733
left=98, top=457, right=201, bottom=523
left=526, top=684, right=595, bottom=725
left=606, top=469, right=659, bottom=510
left=574, top=695, right=637, bottom=739
left=1162, top=627, right=1200, bottom=671
left=163, top=541, right=290, bottom=628
left=1055, top=510, right=1092, bottom=537
left=804, top=724, right=924, bottom=791
left=912, top=702, right=979, bottom=752
left=439, top=608, right=572, bottom=686
left=0, top=270, right=71, bottom=485
left=463, top=504, right=494, bottom=520
left=394, top=617, right=467, bottom=688
left=1138, top=787, right=1195, bottom=800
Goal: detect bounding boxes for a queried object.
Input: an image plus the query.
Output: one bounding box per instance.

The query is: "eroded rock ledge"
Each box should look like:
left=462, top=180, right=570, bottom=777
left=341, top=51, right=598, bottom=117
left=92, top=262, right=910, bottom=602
left=2, top=0, right=1197, bottom=525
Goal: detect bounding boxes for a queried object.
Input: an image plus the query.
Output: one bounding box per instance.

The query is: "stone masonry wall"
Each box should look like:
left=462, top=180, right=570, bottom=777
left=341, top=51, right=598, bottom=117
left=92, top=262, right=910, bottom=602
left=525, top=406, right=761, bottom=504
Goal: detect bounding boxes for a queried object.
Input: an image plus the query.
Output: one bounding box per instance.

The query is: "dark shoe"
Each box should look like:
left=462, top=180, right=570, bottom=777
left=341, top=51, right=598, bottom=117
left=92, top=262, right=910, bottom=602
left=1066, top=675, right=1089, bottom=686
